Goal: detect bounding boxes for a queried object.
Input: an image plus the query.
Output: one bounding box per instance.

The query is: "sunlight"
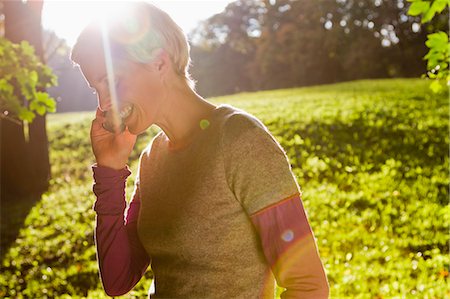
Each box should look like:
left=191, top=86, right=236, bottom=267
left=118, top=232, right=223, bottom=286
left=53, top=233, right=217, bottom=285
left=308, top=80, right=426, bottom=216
left=43, top=1, right=129, bottom=46
left=43, top=1, right=235, bottom=46
left=99, top=18, right=122, bottom=133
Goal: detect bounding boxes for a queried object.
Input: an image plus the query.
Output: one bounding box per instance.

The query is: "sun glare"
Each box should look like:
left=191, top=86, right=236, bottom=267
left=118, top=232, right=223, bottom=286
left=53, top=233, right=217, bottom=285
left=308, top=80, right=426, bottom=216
left=43, top=1, right=132, bottom=46
left=43, top=1, right=235, bottom=47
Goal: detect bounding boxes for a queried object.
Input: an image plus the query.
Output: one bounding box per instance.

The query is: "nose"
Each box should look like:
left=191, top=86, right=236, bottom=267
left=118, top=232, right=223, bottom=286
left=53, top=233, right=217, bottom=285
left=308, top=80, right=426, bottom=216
left=97, top=92, right=112, bottom=112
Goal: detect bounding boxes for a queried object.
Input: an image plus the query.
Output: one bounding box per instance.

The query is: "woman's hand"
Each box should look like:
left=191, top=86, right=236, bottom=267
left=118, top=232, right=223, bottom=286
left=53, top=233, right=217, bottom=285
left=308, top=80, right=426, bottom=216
left=90, top=107, right=137, bottom=170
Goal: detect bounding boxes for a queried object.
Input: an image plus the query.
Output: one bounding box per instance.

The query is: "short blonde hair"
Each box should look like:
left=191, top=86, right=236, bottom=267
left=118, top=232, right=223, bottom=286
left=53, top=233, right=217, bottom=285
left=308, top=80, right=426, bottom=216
left=70, top=2, right=195, bottom=88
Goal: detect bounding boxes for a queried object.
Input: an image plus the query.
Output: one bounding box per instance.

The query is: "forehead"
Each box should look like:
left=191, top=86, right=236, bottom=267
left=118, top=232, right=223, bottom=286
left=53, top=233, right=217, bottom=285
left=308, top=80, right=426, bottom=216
left=74, top=28, right=129, bottom=78
left=79, top=51, right=106, bottom=87
left=78, top=46, right=131, bottom=88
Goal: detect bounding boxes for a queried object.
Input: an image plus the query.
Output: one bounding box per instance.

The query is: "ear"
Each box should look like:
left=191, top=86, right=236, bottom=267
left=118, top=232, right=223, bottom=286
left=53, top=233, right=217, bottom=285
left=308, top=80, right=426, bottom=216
left=150, top=48, right=171, bottom=78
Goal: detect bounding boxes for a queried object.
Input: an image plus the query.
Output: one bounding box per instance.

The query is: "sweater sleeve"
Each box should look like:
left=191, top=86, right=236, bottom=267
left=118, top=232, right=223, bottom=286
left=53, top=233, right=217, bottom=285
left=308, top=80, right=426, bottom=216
left=92, top=164, right=150, bottom=297
left=222, top=112, right=299, bottom=214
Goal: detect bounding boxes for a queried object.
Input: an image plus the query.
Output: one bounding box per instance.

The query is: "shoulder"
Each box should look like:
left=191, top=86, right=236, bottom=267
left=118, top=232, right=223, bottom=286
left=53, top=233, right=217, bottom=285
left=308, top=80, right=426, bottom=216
left=218, top=105, right=286, bottom=156
left=219, top=105, right=299, bottom=213
left=220, top=105, right=269, bottom=141
left=216, top=105, right=286, bottom=158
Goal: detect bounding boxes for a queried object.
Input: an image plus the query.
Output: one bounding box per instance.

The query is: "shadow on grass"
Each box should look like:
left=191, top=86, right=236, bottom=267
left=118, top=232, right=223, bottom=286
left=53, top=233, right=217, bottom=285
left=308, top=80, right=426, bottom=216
left=1, top=192, right=42, bottom=262
left=277, top=113, right=448, bottom=203
left=275, top=112, right=449, bottom=257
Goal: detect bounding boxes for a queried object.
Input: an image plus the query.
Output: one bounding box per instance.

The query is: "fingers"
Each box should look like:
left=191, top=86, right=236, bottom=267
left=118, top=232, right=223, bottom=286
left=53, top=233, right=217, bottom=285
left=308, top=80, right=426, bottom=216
left=95, top=107, right=106, bottom=119
left=92, top=106, right=137, bottom=138
left=92, top=107, right=108, bottom=134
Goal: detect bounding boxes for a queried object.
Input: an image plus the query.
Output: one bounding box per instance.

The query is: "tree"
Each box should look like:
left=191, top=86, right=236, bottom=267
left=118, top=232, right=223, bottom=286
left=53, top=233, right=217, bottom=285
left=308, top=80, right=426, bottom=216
left=1, top=0, right=56, bottom=198
left=249, top=0, right=340, bottom=89
left=190, top=0, right=262, bottom=96
left=189, top=0, right=439, bottom=95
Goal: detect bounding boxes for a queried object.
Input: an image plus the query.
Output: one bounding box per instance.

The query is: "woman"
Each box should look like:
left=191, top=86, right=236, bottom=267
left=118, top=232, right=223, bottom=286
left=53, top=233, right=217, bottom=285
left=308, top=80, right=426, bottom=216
left=71, top=2, right=329, bottom=298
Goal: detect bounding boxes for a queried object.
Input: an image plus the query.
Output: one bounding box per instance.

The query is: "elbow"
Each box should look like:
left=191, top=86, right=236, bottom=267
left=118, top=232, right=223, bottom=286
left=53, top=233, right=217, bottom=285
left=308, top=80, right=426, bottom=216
left=100, top=273, right=134, bottom=297
left=97, top=257, right=149, bottom=297
left=105, top=290, right=126, bottom=297
left=103, top=282, right=131, bottom=297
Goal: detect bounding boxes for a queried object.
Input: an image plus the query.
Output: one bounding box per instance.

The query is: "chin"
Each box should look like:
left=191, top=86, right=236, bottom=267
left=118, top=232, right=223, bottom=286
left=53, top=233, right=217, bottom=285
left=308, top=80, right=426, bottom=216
left=127, top=126, right=142, bottom=135
left=127, top=123, right=151, bottom=135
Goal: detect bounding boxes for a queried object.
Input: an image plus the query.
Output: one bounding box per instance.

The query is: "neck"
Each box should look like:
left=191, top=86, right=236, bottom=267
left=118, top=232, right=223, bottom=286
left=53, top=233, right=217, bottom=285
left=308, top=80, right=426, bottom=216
left=155, top=80, right=216, bottom=147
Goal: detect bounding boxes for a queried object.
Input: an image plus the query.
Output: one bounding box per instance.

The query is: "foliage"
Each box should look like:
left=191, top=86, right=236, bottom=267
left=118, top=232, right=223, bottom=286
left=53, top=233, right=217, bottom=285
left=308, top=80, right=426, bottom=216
left=0, top=37, right=57, bottom=123
left=408, top=0, right=448, bottom=23
left=190, top=0, right=445, bottom=97
left=0, top=79, right=448, bottom=298
left=407, top=0, right=450, bottom=93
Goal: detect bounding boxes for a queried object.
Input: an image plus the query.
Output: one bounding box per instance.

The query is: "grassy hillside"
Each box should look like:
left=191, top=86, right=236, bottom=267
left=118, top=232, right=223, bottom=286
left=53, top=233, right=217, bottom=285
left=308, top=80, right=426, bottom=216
left=1, top=78, right=448, bottom=298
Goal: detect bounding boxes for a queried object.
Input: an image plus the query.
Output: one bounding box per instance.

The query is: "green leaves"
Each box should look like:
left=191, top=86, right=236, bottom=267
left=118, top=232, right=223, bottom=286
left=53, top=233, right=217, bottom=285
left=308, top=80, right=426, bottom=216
left=424, top=31, right=449, bottom=72
left=0, top=37, right=58, bottom=124
left=408, top=0, right=449, bottom=22
left=425, top=31, right=448, bottom=49
left=407, top=0, right=450, bottom=93
left=18, top=107, right=36, bottom=123
left=408, top=1, right=431, bottom=16
left=31, top=92, right=57, bottom=115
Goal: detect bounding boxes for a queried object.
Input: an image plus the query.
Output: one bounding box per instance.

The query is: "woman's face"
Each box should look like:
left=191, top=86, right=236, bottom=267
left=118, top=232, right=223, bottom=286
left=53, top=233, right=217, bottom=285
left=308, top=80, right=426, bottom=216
left=80, top=50, right=163, bottom=135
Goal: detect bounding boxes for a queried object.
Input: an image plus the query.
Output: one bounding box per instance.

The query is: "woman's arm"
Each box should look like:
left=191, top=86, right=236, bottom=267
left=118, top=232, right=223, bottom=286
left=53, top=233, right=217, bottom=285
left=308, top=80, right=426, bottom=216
left=221, top=112, right=329, bottom=297
left=92, top=165, right=150, bottom=297
left=250, top=193, right=329, bottom=299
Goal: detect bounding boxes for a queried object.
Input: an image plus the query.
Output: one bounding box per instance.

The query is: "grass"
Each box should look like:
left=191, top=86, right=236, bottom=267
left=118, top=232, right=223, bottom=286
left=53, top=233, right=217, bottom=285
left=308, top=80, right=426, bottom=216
left=1, top=78, right=448, bottom=298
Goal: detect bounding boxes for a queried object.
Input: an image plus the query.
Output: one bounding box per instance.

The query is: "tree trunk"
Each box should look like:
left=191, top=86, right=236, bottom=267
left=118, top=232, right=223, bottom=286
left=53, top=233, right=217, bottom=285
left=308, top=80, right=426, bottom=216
left=2, top=0, right=50, bottom=197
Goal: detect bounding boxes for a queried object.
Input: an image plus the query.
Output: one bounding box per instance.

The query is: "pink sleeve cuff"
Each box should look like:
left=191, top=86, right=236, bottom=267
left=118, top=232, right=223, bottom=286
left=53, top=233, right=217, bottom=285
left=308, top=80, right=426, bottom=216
left=250, top=193, right=329, bottom=298
left=250, top=193, right=312, bottom=267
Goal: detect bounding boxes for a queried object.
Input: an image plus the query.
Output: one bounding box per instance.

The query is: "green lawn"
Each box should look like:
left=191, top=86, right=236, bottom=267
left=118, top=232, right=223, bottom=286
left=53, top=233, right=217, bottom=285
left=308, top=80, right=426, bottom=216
left=1, top=78, right=448, bottom=298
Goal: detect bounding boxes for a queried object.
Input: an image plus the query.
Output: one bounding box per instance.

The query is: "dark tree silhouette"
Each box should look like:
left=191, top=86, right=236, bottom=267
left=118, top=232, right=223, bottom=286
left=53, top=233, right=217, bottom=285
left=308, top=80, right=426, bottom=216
left=1, top=0, right=54, bottom=260
left=1, top=1, right=49, bottom=199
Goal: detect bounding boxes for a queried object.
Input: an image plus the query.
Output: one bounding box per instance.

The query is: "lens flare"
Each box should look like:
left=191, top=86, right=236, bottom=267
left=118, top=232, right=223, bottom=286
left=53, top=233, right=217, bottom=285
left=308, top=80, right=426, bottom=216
left=100, top=18, right=122, bottom=134
left=200, top=119, right=210, bottom=130
left=281, top=229, right=294, bottom=242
